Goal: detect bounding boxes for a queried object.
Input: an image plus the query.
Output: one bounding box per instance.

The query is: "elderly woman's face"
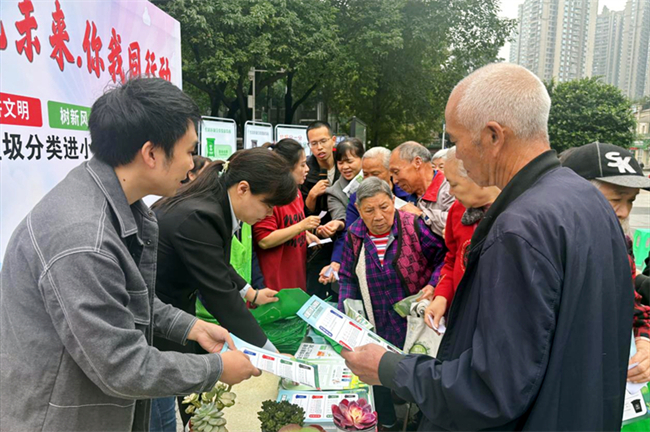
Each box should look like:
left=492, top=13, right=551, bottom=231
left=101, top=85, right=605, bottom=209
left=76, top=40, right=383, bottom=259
left=357, top=193, right=395, bottom=235
left=444, top=159, right=485, bottom=208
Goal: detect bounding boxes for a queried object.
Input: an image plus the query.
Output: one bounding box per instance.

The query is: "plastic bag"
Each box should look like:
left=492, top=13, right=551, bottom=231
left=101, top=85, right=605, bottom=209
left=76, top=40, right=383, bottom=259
left=403, top=299, right=443, bottom=356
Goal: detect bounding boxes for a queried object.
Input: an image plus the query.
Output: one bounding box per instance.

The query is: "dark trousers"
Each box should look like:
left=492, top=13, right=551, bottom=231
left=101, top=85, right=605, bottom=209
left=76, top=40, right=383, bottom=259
left=306, top=242, right=338, bottom=302
left=373, top=385, right=398, bottom=426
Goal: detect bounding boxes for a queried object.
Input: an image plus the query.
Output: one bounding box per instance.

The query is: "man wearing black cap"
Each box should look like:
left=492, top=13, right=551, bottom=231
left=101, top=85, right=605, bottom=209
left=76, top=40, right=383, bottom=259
left=561, top=142, right=650, bottom=385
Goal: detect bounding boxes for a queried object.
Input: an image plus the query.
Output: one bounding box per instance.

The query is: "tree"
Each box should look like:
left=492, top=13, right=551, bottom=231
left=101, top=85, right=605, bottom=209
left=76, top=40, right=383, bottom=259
left=546, top=77, right=636, bottom=153
left=162, top=0, right=514, bottom=144
left=159, top=0, right=339, bottom=129
left=324, top=0, right=515, bottom=147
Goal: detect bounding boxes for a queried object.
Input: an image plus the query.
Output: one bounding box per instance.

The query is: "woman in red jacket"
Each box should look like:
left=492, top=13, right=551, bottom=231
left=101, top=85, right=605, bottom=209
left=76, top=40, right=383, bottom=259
left=424, top=147, right=500, bottom=330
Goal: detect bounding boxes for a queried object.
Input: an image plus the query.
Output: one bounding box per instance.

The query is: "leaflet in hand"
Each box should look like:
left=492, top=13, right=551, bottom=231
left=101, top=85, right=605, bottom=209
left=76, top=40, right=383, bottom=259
left=227, top=334, right=318, bottom=388
left=627, top=332, right=649, bottom=394
left=342, top=171, right=364, bottom=197
left=294, top=343, right=368, bottom=391
left=295, top=343, right=341, bottom=360
left=308, top=237, right=333, bottom=248
left=623, top=389, right=647, bottom=422
left=298, top=295, right=403, bottom=354
left=277, top=388, right=373, bottom=424
left=323, top=266, right=340, bottom=281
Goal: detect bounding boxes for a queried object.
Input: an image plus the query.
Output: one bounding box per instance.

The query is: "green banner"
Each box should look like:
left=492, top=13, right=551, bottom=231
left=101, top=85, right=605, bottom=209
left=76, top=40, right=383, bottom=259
left=48, top=101, right=91, bottom=131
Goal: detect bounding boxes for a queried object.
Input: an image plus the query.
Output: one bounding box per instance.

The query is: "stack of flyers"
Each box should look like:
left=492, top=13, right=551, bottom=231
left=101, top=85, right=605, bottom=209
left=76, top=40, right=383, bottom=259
left=298, top=296, right=404, bottom=355
left=292, top=343, right=368, bottom=391
left=225, top=334, right=319, bottom=389
left=295, top=343, right=341, bottom=361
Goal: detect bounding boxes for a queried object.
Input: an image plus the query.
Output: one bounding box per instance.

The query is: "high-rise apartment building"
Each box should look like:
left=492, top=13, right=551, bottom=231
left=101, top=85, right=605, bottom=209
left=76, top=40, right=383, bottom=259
left=509, top=0, right=596, bottom=82
left=592, top=6, right=624, bottom=86
left=617, top=0, right=650, bottom=100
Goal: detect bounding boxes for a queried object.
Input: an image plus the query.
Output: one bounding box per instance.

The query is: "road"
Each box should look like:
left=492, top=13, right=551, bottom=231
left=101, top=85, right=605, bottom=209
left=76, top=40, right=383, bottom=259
left=631, top=189, right=650, bottom=234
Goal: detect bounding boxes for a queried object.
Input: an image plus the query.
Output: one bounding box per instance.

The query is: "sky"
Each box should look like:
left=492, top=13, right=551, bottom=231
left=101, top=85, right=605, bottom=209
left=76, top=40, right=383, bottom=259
left=498, top=0, right=628, bottom=62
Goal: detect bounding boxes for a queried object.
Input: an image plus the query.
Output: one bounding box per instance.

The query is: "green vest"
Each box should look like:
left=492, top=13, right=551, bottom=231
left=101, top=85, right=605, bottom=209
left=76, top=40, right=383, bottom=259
left=196, top=223, right=253, bottom=324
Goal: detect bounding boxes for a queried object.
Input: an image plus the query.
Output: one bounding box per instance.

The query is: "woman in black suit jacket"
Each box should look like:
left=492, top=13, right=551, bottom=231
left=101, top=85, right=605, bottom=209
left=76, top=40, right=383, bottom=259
left=152, top=148, right=297, bottom=353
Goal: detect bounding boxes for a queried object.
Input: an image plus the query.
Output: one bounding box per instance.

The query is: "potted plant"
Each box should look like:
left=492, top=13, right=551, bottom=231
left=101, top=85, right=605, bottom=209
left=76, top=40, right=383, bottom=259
left=182, top=382, right=237, bottom=432
left=258, top=399, right=306, bottom=432
left=331, top=398, right=378, bottom=432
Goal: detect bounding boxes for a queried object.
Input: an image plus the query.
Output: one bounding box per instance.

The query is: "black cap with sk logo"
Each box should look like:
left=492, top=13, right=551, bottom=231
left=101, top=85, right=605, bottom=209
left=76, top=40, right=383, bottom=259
left=561, top=142, right=650, bottom=190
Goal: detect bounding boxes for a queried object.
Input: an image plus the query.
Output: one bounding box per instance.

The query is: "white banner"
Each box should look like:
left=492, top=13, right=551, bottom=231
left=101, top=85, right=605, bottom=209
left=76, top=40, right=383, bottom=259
left=0, top=0, right=182, bottom=264
left=275, top=124, right=310, bottom=156
left=244, top=121, right=272, bottom=149
left=199, top=117, right=236, bottom=161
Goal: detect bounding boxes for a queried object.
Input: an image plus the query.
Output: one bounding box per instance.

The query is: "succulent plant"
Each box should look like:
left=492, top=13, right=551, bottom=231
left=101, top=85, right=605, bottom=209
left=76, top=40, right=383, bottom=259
left=331, top=398, right=377, bottom=431
left=182, top=383, right=237, bottom=432
left=190, top=402, right=227, bottom=432
left=258, top=399, right=306, bottom=432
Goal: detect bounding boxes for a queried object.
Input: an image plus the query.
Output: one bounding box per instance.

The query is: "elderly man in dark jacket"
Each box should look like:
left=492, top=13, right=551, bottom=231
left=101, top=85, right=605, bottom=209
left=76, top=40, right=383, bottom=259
left=342, top=63, right=633, bottom=431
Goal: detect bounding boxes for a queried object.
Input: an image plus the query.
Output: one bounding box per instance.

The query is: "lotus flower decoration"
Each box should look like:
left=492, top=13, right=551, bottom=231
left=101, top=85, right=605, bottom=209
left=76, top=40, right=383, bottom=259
left=331, top=398, right=377, bottom=431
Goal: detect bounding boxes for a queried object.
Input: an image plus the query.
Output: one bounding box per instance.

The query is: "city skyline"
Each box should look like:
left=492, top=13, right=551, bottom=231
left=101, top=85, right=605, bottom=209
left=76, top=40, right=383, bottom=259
left=502, top=0, right=649, bottom=99
left=499, top=0, right=626, bottom=62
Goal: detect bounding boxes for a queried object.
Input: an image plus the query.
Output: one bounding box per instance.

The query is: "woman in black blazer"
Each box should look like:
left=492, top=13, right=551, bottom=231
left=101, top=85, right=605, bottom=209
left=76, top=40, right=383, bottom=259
left=152, top=148, right=297, bottom=353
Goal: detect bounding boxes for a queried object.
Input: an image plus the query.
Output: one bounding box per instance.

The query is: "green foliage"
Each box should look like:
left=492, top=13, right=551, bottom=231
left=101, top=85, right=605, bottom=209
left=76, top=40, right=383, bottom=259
left=324, top=0, right=515, bottom=147
left=190, top=403, right=227, bottom=432
left=160, top=0, right=338, bottom=128
left=546, top=77, right=636, bottom=153
left=162, top=0, right=514, bottom=145
left=182, top=382, right=236, bottom=432
left=258, top=399, right=306, bottom=432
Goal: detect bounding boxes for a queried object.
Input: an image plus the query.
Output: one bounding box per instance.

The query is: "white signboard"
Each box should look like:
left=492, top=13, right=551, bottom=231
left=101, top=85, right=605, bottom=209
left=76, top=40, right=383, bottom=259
left=275, top=124, right=310, bottom=156
left=244, top=121, right=273, bottom=149
left=200, top=117, right=236, bottom=161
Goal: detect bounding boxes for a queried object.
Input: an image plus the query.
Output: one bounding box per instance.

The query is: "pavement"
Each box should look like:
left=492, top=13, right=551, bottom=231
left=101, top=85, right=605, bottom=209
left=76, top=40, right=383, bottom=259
left=631, top=188, right=650, bottom=234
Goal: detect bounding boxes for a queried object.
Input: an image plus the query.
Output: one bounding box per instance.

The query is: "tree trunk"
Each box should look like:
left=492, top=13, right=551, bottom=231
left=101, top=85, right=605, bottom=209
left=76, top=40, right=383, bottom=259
left=235, top=78, right=248, bottom=130
left=284, top=72, right=294, bottom=124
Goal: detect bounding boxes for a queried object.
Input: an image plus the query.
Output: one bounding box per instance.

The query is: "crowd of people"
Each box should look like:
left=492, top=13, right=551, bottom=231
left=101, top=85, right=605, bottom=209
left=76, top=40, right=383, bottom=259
left=2, top=62, right=650, bottom=432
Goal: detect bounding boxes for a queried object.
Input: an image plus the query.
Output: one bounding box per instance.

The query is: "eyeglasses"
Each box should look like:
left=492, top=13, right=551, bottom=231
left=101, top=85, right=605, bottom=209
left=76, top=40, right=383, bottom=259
left=309, top=137, right=331, bottom=148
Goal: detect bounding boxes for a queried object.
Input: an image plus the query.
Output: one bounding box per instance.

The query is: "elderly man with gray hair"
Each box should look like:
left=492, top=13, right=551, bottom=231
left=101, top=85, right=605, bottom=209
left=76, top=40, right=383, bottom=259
left=389, top=141, right=455, bottom=236
left=342, top=63, right=633, bottom=431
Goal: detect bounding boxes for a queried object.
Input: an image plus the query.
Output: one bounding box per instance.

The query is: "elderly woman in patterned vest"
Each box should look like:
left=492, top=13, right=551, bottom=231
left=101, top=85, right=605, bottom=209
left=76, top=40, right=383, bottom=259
left=338, top=177, right=446, bottom=429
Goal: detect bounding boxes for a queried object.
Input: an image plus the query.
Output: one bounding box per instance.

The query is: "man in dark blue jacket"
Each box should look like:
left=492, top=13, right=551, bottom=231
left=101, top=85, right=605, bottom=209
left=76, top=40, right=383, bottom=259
left=342, top=63, right=633, bottom=430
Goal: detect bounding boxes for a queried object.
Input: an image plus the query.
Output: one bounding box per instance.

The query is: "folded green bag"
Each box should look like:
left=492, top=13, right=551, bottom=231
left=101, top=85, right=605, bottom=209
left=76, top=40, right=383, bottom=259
left=250, top=288, right=311, bottom=325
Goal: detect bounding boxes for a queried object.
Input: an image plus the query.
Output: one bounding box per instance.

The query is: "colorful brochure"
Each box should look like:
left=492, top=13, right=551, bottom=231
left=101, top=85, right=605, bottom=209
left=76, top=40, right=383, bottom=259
left=226, top=334, right=318, bottom=388
left=293, top=343, right=368, bottom=391
left=297, top=295, right=403, bottom=354
left=276, top=388, right=374, bottom=424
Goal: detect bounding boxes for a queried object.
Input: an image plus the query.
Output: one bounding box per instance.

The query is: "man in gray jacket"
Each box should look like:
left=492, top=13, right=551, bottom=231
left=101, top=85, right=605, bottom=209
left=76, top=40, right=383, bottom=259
left=0, top=78, right=260, bottom=431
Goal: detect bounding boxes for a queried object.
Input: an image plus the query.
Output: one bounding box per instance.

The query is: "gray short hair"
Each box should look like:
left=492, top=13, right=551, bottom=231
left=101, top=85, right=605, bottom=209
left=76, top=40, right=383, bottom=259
left=357, top=177, right=393, bottom=204
left=444, top=147, right=468, bottom=178
left=454, top=63, right=550, bottom=142
left=432, top=149, right=448, bottom=161
left=394, top=141, right=432, bottom=163
left=363, top=147, right=391, bottom=169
